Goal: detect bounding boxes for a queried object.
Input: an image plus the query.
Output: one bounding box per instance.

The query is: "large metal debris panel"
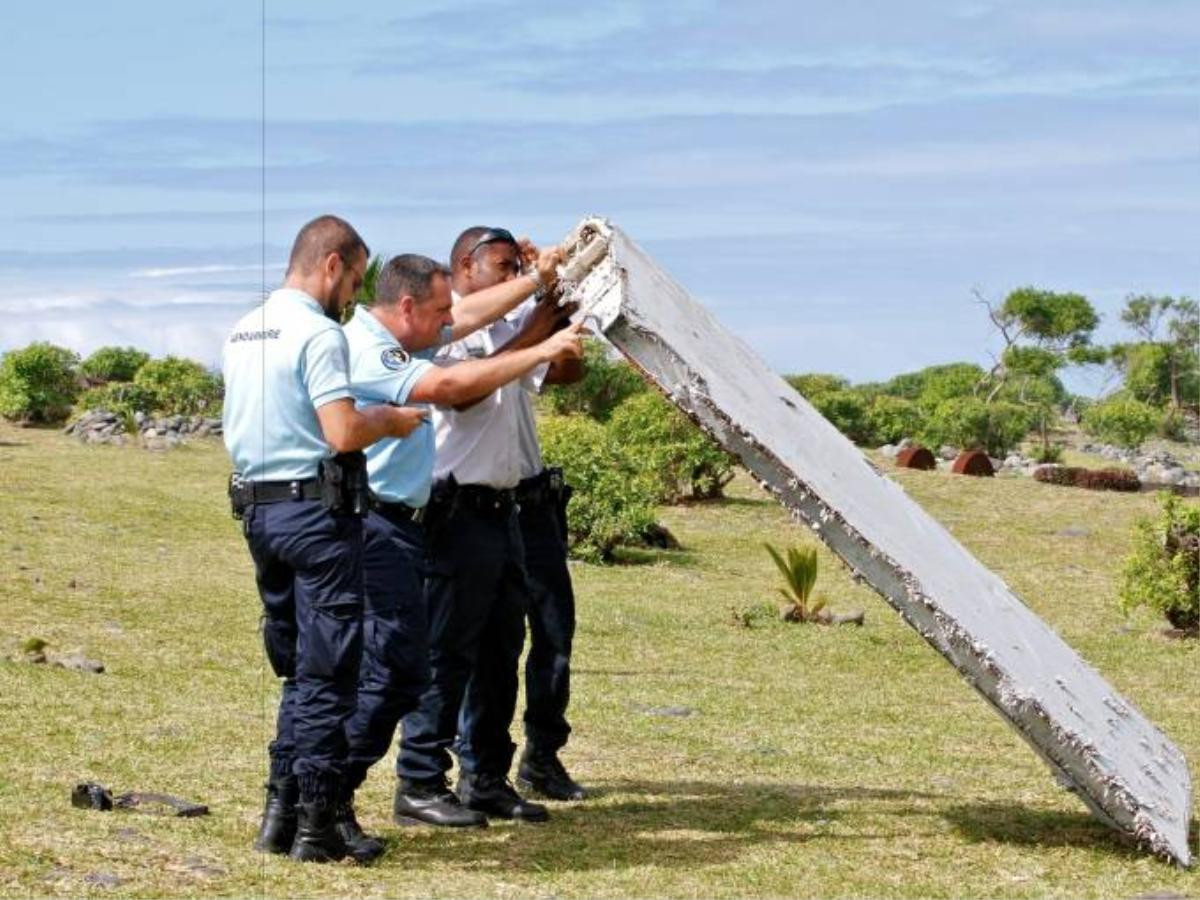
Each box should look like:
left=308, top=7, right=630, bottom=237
left=565, top=218, right=1193, bottom=866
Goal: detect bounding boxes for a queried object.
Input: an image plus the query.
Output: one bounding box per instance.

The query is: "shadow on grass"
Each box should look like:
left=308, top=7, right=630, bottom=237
left=941, top=801, right=1146, bottom=859
left=0, top=440, right=28, bottom=447
left=690, top=495, right=775, bottom=510
left=607, top=546, right=701, bottom=567
left=376, top=779, right=944, bottom=874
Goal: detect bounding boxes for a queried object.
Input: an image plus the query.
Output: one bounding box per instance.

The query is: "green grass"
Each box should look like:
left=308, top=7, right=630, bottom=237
left=0, top=422, right=1197, bottom=898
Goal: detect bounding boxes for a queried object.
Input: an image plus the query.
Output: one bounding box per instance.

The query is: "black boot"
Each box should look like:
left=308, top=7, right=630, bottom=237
left=457, top=772, right=549, bottom=822
left=517, top=748, right=587, bottom=801
left=252, top=776, right=298, bottom=854
left=393, top=778, right=488, bottom=828
left=334, top=799, right=385, bottom=863
left=288, top=796, right=348, bottom=863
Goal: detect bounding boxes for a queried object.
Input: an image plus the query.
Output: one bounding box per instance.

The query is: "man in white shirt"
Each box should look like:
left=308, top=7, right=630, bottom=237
left=338, top=251, right=581, bottom=844
left=396, top=227, right=584, bottom=823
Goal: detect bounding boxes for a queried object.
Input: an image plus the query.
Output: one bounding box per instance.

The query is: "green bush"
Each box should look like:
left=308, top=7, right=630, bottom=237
left=1111, top=340, right=1200, bottom=410
left=1082, top=396, right=1159, bottom=449
left=0, top=342, right=81, bottom=424
left=920, top=397, right=1032, bottom=457
left=1158, top=409, right=1188, bottom=441
left=133, top=356, right=223, bottom=416
left=1065, top=394, right=1094, bottom=420
left=75, top=382, right=158, bottom=426
left=810, top=390, right=871, bottom=444
left=80, top=346, right=150, bottom=383
left=864, top=395, right=922, bottom=445
left=1119, top=494, right=1199, bottom=631
left=608, top=391, right=735, bottom=502
left=543, top=340, right=645, bottom=421
left=915, top=363, right=988, bottom=406
left=881, top=362, right=984, bottom=403
left=783, top=373, right=849, bottom=398
left=783, top=374, right=883, bottom=444
left=538, top=414, right=659, bottom=562
left=1031, top=443, right=1065, bottom=464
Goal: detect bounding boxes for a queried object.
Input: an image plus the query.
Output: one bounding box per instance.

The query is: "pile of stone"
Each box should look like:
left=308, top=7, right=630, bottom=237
left=135, top=412, right=223, bottom=451
left=1131, top=450, right=1199, bottom=489
left=64, top=410, right=223, bottom=450
left=1077, top=443, right=1199, bottom=488
left=64, top=410, right=131, bottom=446
left=1079, top=442, right=1136, bottom=464
left=999, top=451, right=1041, bottom=477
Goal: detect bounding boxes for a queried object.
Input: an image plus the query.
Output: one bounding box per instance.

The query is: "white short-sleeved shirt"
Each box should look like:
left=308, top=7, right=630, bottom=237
left=343, top=305, right=439, bottom=507
left=432, top=296, right=548, bottom=489
left=221, top=288, right=352, bottom=481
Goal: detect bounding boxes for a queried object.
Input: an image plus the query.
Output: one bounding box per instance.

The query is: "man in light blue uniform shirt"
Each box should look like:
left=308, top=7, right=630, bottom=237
left=340, top=252, right=583, bottom=833
left=222, top=215, right=425, bottom=864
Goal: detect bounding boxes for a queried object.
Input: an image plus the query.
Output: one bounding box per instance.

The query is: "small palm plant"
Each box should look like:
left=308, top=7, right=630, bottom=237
left=764, top=543, right=828, bottom=623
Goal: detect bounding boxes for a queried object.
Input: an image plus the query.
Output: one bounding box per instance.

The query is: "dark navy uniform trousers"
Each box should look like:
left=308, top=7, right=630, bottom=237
left=342, top=508, right=430, bottom=793
left=515, top=489, right=576, bottom=758
left=243, top=499, right=364, bottom=801
left=398, top=488, right=528, bottom=783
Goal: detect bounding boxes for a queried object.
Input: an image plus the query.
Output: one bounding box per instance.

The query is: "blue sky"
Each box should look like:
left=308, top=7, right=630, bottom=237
left=3, top=1, right=1197, bottom=393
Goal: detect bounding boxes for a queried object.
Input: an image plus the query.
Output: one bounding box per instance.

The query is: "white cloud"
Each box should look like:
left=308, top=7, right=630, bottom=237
left=130, top=262, right=283, bottom=279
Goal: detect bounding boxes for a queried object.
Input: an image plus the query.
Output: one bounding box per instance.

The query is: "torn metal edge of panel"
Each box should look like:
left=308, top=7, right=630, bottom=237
left=557, top=215, right=1194, bottom=867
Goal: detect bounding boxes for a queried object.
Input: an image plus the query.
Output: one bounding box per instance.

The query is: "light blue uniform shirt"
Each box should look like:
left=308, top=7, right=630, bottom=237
left=221, top=288, right=352, bottom=481
left=343, top=305, right=439, bottom=507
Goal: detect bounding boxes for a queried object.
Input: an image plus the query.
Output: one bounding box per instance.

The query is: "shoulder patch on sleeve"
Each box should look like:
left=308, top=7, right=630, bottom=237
left=380, top=346, right=411, bottom=370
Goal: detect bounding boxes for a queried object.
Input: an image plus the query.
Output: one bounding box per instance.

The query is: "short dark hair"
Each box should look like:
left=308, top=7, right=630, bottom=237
left=286, top=215, right=369, bottom=276
left=449, top=225, right=517, bottom=272
left=375, top=254, right=451, bottom=306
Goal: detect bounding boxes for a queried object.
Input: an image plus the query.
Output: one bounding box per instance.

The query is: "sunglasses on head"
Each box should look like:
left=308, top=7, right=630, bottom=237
left=463, top=227, right=518, bottom=259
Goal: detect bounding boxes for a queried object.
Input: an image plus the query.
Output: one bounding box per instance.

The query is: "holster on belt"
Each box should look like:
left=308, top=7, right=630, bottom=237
left=319, top=451, right=369, bottom=516
left=228, top=473, right=248, bottom=520
left=542, top=467, right=573, bottom=537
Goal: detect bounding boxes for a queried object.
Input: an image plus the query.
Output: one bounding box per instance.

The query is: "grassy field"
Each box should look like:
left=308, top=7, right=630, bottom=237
left=0, top=421, right=1197, bottom=899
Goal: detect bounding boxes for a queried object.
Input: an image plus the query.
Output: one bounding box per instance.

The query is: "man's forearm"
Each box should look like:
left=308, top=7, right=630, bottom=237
left=412, top=346, right=551, bottom=409
left=318, top=400, right=406, bottom=453
left=449, top=275, right=540, bottom=341
left=339, top=405, right=402, bottom=451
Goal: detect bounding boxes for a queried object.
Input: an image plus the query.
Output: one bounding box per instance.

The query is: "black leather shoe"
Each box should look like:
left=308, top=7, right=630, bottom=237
left=288, top=797, right=348, bottom=863
left=517, top=750, right=587, bottom=801
left=252, top=778, right=298, bottom=855
left=458, top=772, right=549, bottom=822
left=393, top=778, right=488, bottom=828
left=334, top=801, right=385, bottom=863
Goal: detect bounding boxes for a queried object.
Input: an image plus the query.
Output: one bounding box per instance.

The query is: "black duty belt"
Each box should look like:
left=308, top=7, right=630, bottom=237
left=373, top=499, right=426, bottom=525
left=516, top=476, right=553, bottom=507
left=231, top=478, right=322, bottom=506
left=442, top=481, right=518, bottom=513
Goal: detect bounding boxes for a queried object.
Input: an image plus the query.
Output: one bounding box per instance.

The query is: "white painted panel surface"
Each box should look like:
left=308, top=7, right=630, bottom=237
left=564, top=218, right=1192, bottom=866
